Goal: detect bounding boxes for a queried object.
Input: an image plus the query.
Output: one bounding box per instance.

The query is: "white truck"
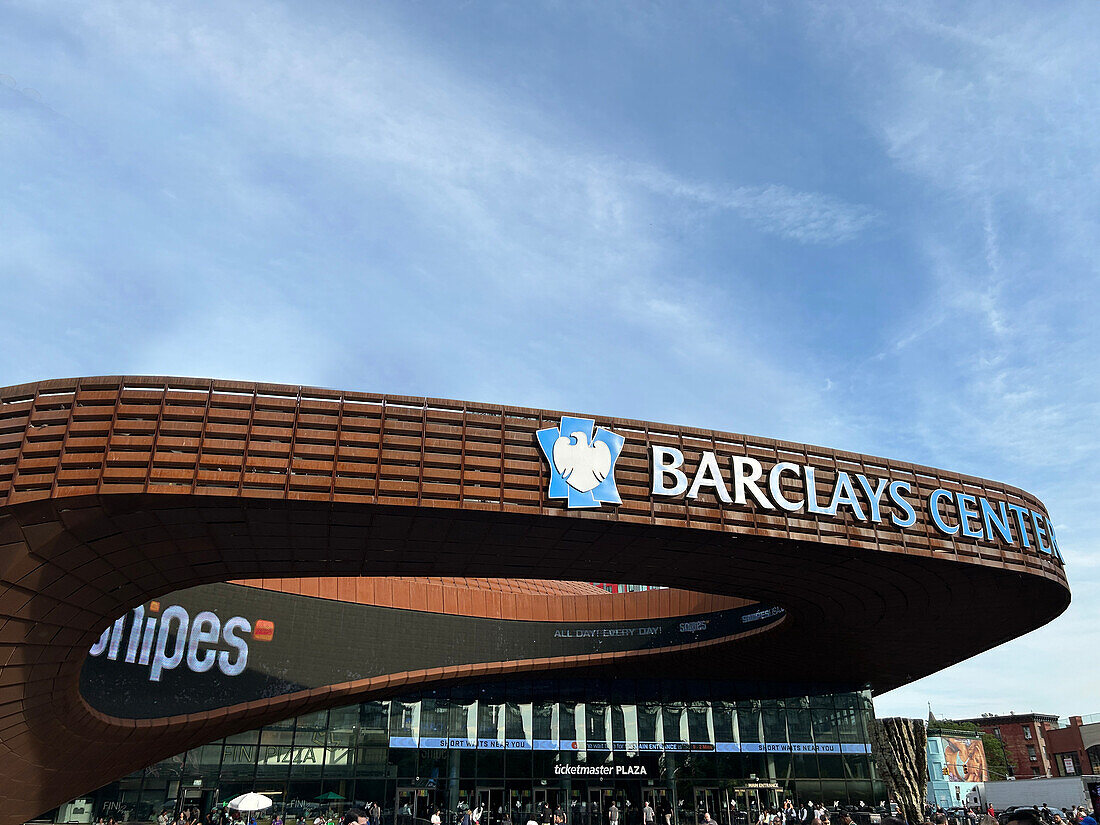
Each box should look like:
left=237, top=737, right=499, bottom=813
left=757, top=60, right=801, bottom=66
left=980, top=777, right=1095, bottom=812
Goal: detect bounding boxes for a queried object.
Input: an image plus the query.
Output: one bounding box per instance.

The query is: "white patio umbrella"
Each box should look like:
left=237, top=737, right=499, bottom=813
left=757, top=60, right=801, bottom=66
left=227, top=793, right=274, bottom=812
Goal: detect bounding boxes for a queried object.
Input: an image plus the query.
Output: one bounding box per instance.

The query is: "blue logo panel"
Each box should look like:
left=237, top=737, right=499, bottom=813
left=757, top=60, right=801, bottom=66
left=536, top=416, right=625, bottom=509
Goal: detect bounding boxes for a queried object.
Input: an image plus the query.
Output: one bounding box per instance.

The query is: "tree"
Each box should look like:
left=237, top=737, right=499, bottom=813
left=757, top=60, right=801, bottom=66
left=870, top=718, right=927, bottom=825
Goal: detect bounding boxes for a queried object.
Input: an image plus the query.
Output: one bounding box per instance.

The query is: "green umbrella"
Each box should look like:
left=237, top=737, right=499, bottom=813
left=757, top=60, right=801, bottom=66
left=316, top=793, right=346, bottom=802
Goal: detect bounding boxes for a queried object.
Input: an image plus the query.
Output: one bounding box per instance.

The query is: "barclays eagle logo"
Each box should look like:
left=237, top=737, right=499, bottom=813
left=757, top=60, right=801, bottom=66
left=536, top=416, right=625, bottom=509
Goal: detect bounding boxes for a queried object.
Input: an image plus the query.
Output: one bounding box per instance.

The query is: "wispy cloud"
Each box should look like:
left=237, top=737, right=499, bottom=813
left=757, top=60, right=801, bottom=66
left=627, top=164, right=879, bottom=244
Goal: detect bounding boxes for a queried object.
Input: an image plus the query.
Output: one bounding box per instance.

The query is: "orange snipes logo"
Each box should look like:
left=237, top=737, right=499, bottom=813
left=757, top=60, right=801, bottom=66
left=253, top=619, right=275, bottom=642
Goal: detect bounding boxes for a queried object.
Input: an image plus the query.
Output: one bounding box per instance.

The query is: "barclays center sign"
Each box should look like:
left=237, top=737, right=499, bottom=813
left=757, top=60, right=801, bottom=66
left=537, top=416, right=1062, bottom=562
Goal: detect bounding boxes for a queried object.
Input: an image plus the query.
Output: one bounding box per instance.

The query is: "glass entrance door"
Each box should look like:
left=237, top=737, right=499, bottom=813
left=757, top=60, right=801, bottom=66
left=711, top=789, right=732, bottom=825
left=735, top=790, right=779, bottom=822
left=509, top=788, right=534, bottom=825
left=397, top=788, right=421, bottom=825
left=734, top=789, right=761, bottom=825
left=573, top=791, right=589, bottom=825
left=587, top=789, right=604, bottom=825
left=643, top=789, right=671, bottom=825
left=760, top=791, right=779, bottom=815
left=477, top=788, right=503, bottom=825
left=694, top=789, right=720, bottom=824
left=535, top=790, right=555, bottom=823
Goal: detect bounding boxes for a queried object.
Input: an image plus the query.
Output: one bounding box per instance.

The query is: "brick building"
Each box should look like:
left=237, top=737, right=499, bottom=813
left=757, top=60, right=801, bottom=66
left=955, top=713, right=1059, bottom=778
left=1044, top=715, right=1100, bottom=777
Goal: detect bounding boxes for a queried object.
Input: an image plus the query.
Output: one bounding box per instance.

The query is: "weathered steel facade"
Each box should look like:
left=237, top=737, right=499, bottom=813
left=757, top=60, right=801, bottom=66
left=0, top=376, right=1069, bottom=823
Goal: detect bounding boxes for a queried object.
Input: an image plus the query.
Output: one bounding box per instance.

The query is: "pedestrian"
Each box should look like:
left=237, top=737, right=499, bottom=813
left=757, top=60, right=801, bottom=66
left=644, top=803, right=655, bottom=825
left=610, top=805, right=620, bottom=825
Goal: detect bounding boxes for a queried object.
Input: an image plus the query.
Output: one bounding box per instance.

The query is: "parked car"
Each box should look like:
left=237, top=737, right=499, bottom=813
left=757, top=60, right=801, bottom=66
left=998, top=808, right=1043, bottom=825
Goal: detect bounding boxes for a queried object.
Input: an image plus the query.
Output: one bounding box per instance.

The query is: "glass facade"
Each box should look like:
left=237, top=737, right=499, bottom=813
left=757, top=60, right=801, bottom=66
left=78, top=687, right=884, bottom=824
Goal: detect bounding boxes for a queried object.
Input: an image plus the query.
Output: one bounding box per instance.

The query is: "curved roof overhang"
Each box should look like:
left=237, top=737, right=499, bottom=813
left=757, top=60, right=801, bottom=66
left=0, top=376, right=1069, bottom=823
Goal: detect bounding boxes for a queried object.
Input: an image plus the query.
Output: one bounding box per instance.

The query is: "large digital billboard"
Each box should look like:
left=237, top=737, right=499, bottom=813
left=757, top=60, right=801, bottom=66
left=938, top=736, right=989, bottom=782
left=80, top=583, right=785, bottom=719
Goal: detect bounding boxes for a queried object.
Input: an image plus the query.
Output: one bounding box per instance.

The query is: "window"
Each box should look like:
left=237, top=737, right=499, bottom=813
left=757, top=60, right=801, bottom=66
left=1057, top=753, right=1081, bottom=776
left=1023, top=726, right=1032, bottom=740
left=1027, top=745, right=1037, bottom=761
left=993, top=727, right=1001, bottom=737
left=1032, top=767, right=1042, bottom=776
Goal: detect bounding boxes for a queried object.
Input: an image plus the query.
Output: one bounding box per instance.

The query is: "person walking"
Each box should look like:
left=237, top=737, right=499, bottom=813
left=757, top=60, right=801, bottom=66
left=609, top=804, right=621, bottom=825
left=643, top=803, right=656, bottom=825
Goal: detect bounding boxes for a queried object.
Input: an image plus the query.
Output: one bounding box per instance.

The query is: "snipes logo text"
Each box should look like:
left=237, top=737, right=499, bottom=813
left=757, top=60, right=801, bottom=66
left=88, top=601, right=271, bottom=682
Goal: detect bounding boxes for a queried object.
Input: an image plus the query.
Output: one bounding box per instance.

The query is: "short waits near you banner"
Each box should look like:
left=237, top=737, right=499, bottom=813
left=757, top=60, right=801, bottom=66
left=387, top=738, right=871, bottom=754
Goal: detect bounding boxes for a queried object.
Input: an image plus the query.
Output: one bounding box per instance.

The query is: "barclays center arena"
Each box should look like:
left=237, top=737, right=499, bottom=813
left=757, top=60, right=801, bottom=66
left=0, top=377, right=1069, bottom=825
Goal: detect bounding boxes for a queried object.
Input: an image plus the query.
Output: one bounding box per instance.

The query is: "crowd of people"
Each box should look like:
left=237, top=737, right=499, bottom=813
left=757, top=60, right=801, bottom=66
left=376, top=797, right=885, bottom=825
left=145, top=806, right=271, bottom=825
left=112, top=797, right=1098, bottom=825
left=914, top=803, right=1098, bottom=825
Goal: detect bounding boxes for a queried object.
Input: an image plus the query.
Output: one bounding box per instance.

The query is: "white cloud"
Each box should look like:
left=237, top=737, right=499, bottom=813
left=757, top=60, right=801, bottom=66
left=626, top=164, right=879, bottom=244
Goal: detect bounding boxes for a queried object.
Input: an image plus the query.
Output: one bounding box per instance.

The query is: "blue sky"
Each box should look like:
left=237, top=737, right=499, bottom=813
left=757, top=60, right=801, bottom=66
left=2, top=0, right=1098, bottom=719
